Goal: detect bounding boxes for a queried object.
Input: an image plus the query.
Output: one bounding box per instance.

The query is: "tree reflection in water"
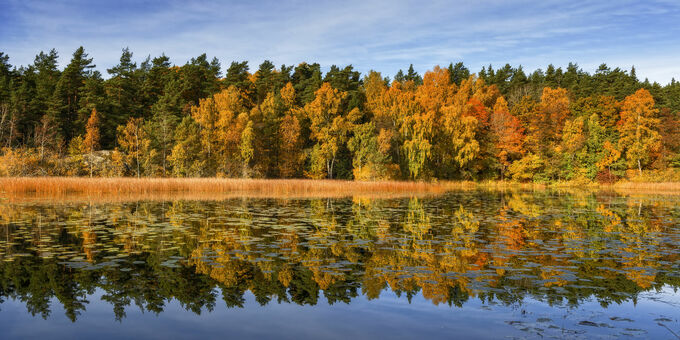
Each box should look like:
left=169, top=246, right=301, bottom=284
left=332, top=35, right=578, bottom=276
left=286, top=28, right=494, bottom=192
left=0, top=190, right=679, bottom=322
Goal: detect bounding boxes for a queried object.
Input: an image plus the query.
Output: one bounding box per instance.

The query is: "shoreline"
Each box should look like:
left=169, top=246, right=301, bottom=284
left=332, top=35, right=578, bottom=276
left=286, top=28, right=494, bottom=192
left=0, top=177, right=461, bottom=200
left=1, top=177, right=679, bottom=200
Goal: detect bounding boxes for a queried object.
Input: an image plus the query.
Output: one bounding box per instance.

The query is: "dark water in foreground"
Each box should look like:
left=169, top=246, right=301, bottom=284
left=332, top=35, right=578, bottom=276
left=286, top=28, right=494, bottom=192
left=0, top=190, right=679, bottom=339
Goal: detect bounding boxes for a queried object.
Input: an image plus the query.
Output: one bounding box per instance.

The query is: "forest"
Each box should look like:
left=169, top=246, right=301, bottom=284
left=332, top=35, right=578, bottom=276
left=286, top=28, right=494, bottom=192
left=1, top=47, right=680, bottom=182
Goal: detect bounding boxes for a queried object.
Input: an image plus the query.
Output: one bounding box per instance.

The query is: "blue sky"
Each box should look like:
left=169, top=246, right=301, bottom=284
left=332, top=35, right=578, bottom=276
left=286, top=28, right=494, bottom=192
left=1, top=0, right=680, bottom=83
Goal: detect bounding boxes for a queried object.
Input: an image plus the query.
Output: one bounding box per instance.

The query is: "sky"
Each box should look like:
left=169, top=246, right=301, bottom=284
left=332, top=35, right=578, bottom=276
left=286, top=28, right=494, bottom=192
left=1, top=0, right=680, bottom=84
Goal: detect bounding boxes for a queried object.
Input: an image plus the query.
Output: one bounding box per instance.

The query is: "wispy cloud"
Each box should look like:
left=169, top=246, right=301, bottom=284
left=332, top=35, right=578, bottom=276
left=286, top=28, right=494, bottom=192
left=1, top=0, right=679, bottom=83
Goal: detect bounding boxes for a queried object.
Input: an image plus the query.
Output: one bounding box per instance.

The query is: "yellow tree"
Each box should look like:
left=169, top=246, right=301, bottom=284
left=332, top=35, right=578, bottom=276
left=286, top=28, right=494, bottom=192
left=168, top=116, right=204, bottom=177
left=367, top=77, right=418, bottom=175
left=279, top=114, right=303, bottom=177
left=364, top=71, right=387, bottom=116
left=278, top=83, right=304, bottom=178
left=239, top=119, right=254, bottom=177
left=83, top=109, right=100, bottom=177
left=558, top=116, right=587, bottom=178
left=401, top=66, right=452, bottom=179
left=305, top=82, right=348, bottom=179
left=117, top=117, right=155, bottom=177
left=441, top=104, right=478, bottom=170
left=192, top=86, right=249, bottom=176
left=596, top=140, right=621, bottom=174
left=526, top=87, right=571, bottom=179
left=442, top=75, right=481, bottom=173
left=402, top=128, right=432, bottom=179
left=191, top=96, right=219, bottom=173
left=215, top=87, right=249, bottom=175
left=617, top=88, right=661, bottom=175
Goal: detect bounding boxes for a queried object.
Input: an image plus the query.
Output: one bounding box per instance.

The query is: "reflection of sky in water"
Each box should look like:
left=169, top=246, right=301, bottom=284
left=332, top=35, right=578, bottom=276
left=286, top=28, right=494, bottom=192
left=1, top=287, right=678, bottom=339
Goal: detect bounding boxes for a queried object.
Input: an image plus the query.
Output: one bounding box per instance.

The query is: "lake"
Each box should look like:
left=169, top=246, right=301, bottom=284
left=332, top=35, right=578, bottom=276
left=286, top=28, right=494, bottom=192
left=0, top=190, right=679, bottom=339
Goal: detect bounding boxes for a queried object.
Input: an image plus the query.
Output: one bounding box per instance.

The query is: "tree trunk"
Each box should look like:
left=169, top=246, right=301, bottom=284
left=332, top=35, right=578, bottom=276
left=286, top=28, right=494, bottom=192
left=0, top=105, right=6, bottom=144
left=7, top=117, right=14, bottom=148
left=638, top=158, right=642, bottom=176
left=162, top=148, right=166, bottom=177
left=326, top=159, right=331, bottom=179
left=136, top=130, right=140, bottom=178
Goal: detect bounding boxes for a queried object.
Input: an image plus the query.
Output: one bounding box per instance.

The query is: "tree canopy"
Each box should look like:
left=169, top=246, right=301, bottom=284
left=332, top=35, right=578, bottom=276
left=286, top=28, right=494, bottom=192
left=1, top=47, right=679, bottom=181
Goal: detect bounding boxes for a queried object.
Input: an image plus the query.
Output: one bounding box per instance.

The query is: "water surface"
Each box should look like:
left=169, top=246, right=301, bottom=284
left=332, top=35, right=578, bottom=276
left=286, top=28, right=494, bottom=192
left=0, top=190, right=679, bottom=339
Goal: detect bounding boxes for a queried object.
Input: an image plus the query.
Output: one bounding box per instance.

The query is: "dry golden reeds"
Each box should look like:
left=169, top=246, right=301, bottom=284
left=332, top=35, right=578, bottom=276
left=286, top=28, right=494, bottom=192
left=3, top=177, right=679, bottom=203
left=0, top=177, right=470, bottom=201
left=609, top=181, right=680, bottom=196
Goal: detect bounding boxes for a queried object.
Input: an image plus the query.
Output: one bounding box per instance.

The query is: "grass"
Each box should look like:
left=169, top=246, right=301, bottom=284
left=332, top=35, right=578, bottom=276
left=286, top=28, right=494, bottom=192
left=2, top=177, right=680, bottom=203
left=610, top=181, right=680, bottom=195
left=0, top=177, right=474, bottom=200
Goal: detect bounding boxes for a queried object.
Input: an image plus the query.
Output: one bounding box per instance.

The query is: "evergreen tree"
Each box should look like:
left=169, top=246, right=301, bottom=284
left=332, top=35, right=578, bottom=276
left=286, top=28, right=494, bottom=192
left=291, top=62, right=322, bottom=106
left=448, top=62, right=470, bottom=86
left=405, top=64, right=423, bottom=85
left=47, top=46, right=95, bottom=141
left=106, top=48, right=142, bottom=128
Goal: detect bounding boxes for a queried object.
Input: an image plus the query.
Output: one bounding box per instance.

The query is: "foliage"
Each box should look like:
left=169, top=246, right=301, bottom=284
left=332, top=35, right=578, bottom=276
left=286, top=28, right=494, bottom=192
left=617, top=89, right=661, bottom=175
left=508, top=154, right=543, bottom=182
left=0, top=47, right=679, bottom=182
left=117, top=117, right=156, bottom=177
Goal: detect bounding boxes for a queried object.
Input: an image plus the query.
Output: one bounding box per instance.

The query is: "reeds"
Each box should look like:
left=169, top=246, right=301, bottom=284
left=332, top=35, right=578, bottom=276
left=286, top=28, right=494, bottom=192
left=3, top=177, right=679, bottom=203
left=610, top=181, right=680, bottom=196
left=0, top=177, right=467, bottom=200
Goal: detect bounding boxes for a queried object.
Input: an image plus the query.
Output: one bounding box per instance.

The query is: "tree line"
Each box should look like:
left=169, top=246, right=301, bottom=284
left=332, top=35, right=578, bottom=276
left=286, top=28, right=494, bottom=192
left=1, top=47, right=679, bottom=181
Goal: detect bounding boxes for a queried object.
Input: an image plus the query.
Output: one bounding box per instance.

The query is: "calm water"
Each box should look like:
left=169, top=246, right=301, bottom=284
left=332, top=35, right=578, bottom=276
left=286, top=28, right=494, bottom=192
left=0, top=190, right=679, bottom=339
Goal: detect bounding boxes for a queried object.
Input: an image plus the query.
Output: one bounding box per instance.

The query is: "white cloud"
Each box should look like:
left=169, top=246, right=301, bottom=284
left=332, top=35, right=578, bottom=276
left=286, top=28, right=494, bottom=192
left=1, top=0, right=679, bottom=83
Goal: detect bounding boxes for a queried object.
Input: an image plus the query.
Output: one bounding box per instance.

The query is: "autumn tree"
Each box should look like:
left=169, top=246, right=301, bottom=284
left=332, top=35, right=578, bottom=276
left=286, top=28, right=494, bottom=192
left=239, top=119, right=254, bottom=177
left=596, top=140, right=621, bottom=175
left=191, top=96, right=218, bottom=173
left=401, top=67, right=451, bottom=179
left=348, top=122, right=390, bottom=180
left=617, top=89, right=661, bottom=175
left=655, top=107, right=680, bottom=168
left=83, top=109, right=100, bottom=177
left=191, top=86, right=249, bottom=176
left=522, top=87, right=571, bottom=179
left=305, top=82, right=348, bottom=179
left=278, top=83, right=304, bottom=177
left=533, top=87, right=570, bottom=152
left=558, top=116, right=586, bottom=179
left=490, top=97, right=524, bottom=178
left=449, top=76, right=499, bottom=177
left=67, top=135, right=87, bottom=175
left=582, top=114, right=609, bottom=179
left=117, top=117, right=155, bottom=177
left=415, top=68, right=481, bottom=179
left=215, top=87, right=250, bottom=176
left=365, top=72, right=412, bottom=173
